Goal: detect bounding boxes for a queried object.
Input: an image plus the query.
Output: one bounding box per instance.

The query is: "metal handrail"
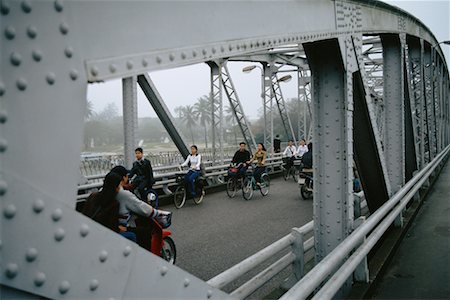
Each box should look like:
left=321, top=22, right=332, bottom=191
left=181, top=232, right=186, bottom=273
left=280, top=145, right=450, bottom=300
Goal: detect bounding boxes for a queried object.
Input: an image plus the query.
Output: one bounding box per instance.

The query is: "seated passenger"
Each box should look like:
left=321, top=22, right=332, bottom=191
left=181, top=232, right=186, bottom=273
left=180, top=145, right=202, bottom=197
left=231, top=142, right=252, bottom=176
left=302, top=142, right=313, bottom=169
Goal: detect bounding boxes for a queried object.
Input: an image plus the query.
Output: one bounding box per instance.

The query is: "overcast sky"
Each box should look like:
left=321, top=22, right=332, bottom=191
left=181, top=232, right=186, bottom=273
left=87, top=0, right=450, bottom=119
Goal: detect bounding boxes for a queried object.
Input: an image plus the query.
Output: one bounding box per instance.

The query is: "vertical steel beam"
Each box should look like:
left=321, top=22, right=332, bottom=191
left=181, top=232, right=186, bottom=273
left=272, top=73, right=297, bottom=144
left=220, top=62, right=257, bottom=152
left=297, top=69, right=312, bottom=142
left=423, top=44, right=435, bottom=159
left=137, top=74, right=190, bottom=159
left=208, top=62, right=224, bottom=163
left=122, top=76, right=138, bottom=169
left=381, top=34, right=405, bottom=193
left=304, top=39, right=353, bottom=280
left=263, top=63, right=274, bottom=153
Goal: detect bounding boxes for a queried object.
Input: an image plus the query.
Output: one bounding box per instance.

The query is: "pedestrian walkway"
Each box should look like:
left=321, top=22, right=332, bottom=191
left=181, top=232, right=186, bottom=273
left=370, top=159, right=450, bottom=299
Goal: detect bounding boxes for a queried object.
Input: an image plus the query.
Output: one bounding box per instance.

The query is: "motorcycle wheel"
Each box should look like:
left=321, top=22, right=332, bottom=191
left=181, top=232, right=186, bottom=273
left=300, top=184, right=313, bottom=200
left=161, top=236, right=176, bottom=264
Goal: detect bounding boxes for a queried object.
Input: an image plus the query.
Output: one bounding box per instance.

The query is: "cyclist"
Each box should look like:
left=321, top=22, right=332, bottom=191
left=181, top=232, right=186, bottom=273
left=180, top=145, right=202, bottom=198
left=297, top=139, right=308, bottom=158
left=282, top=139, right=297, bottom=170
left=247, top=143, right=267, bottom=185
left=231, top=142, right=251, bottom=176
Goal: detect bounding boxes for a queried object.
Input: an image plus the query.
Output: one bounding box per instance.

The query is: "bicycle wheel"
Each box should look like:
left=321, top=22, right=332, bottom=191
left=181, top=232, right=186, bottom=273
left=260, top=173, right=270, bottom=196
left=242, top=177, right=254, bottom=200
left=193, top=179, right=205, bottom=204
left=161, top=236, right=176, bottom=264
left=300, top=184, right=313, bottom=200
left=226, top=177, right=238, bottom=198
left=173, top=186, right=186, bottom=209
left=293, top=169, right=300, bottom=182
left=283, top=166, right=289, bottom=181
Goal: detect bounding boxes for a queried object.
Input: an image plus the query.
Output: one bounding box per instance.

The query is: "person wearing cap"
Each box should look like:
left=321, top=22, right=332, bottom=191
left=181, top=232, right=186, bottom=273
left=110, top=166, right=171, bottom=255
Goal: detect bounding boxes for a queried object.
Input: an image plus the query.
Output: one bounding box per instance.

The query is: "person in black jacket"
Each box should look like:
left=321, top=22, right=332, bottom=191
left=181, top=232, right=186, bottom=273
left=130, top=147, right=155, bottom=200
left=231, top=142, right=252, bottom=176
left=302, top=142, right=313, bottom=169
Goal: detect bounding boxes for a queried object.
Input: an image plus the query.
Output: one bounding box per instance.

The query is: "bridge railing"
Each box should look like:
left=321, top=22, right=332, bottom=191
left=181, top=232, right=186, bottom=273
left=279, top=145, right=450, bottom=300
left=77, top=153, right=285, bottom=201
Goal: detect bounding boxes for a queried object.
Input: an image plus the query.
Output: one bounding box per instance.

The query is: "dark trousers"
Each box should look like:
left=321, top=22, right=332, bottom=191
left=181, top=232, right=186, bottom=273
left=185, top=170, right=201, bottom=196
left=254, top=166, right=266, bottom=182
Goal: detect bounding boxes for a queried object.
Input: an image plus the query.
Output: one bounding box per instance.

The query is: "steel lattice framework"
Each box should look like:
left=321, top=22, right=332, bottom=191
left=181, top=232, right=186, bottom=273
left=1, top=0, right=449, bottom=299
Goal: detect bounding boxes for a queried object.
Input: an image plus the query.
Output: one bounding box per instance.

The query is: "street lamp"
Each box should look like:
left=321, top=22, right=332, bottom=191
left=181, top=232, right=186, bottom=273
left=278, top=74, right=292, bottom=83
left=242, top=65, right=258, bottom=73
left=432, top=40, right=450, bottom=48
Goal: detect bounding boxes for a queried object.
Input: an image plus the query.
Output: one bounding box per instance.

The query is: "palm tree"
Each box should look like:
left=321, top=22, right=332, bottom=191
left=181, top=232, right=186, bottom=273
left=193, top=96, right=212, bottom=148
left=179, top=105, right=197, bottom=144
left=85, top=100, right=95, bottom=120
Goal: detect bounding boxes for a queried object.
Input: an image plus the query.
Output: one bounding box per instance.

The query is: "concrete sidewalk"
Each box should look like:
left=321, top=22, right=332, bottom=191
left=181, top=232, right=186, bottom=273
left=370, top=159, right=450, bottom=300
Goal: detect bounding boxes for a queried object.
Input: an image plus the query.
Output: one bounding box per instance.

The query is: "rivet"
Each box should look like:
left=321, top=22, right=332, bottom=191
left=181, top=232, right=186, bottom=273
left=0, top=138, right=7, bottom=152
left=126, top=60, right=134, bottom=69
left=59, top=281, right=70, bottom=294
left=32, top=49, right=42, bottom=62
left=142, top=58, right=148, bottom=67
left=90, top=67, right=99, bottom=76
left=54, top=228, right=65, bottom=242
left=1, top=2, right=10, bottom=15
left=236, top=45, right=240, bottom=50
left=10, top=52, right=22, bottom=66
left=184, top=278, right=190, bottom=287
left=211, top=48, right=216, bottom=54
left=33, top=199, right=45, bottom=213
left=0, top=180, right=7, bottom=195
left=52, top=208, right=62, bottom=221
left=109, top=64, right=117, bottom=73
left=169, top=54, right=174, bottom=61
left=192, top=51, right=197, bottom=57
left=26, top=248, right=38, bottom=262
left=220, top=46, right=225, bottom=52
left=64, top=47, right=73, bottom=58
left=202, top=49, right=207, bottom=55
left=34, top=272, right=46, bottom=287
left=156, top=56, right=162, bottom=63
left=16, top=78, right=28, bottom=91
left=229, top=45, right=233, bottom=51
left=207, top=290, right=213, bottom=298
left=5, top=263, right=19, bottom=278
left=54, top=0, right=64, bottom=12
left=46, top=73, right=56, bottom=85
left=4, top=204, right=16, bottom=219
left=69, top=69, right=78, bottom=80
left=5, top=26, right=16, bottom=40
left=26, top=26, right=37, bottom=39
left=59, top=22, right=69, bottom=35
left=89, top=279, right=99, bottom=291
left=0, top=82, right=4, bottom=96
left=160, top=266, right=168, bottom=276
left=181, top=52, right=186, bottom=59
left=123, top=245, right=132, bottom=257
left=21, top=0, right=32, bottom=13
left=99, top=250, right=108, bottom=263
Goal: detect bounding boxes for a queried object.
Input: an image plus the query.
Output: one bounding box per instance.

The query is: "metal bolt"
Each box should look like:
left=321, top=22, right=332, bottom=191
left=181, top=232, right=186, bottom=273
left=142, top=58, right=148, bottom=67
left=59, top=281, right=70, bottom=294
left=33, top=199, right=45, bottom=213
left=109, top=64, right=117, bottom=73
left=21, top=0, right=32, bottom=13
left=202, top=49, right=207, bottom=55
left=4, top=204, right=16, bottom=219
left=99, top=250, right=108, bottom=263
left=156, top=56, right=162, bottom=63
left=46, top=73, right=56, bottom=85
left=220, top=46, right=224, bottom=52
left=123, top=245, right=131, bottom=257
left=184, top=278, right=190, bottom=287
left=169, top=54, right=174, bottom=61
left=54, top=228, right=65, bottom=242
left=160, top=266, right=168, bottom=276
left=126, top=60, right=133, bottom=69
left=32, top=50, right=42, bottom=62
left=34, top=272, right=46, bottom=287
left=10, top=52, right=22, bottom=66
left=229, top=45, right=233, bottom=51
left=16, top=78, right=28, bottom=91
left=211, top=48, right=216, bottom=54
left=181, top=52, right=186, bottom=59
left=52, top=208, right=63, bottom=221
left=26, top=26, right=37, bottom=39
left=69, top=69, right=78, bottom=80
left=80, top=224, right=89, bottom=237
left=64, top=47, right=73, bottom=58
left=1, top=1, right=10, bottom=15
left=5, top=26, right=16, bottom=40
left=5, top=263, right=19, bottom=278
left=26, top=248, right=38, bottom=262
left=59, top=22, right=69, bottom=35
left=90, top=67, right=99, bottom=77
left=0, top=82, right=4, bottom=96
left=90, top=279, right=99, bottom=291
left=192, top=51, right=197, bottom=57
left=54, top=0, right=64, bottom=12
left=207, top=290, right=213, bottom=299
left=0, top=180, right=7, bottom=195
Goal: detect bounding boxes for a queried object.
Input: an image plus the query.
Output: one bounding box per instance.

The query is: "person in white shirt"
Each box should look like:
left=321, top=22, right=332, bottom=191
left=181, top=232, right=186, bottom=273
left=180, top=145, right=202, bottom=197
left=297, top=139, right=309, bottom=158
left=283, top=140, right=297, bottom=169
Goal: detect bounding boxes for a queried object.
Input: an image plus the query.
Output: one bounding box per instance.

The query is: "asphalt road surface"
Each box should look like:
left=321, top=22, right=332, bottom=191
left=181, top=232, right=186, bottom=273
left=162, top=176, right=313, bottom=298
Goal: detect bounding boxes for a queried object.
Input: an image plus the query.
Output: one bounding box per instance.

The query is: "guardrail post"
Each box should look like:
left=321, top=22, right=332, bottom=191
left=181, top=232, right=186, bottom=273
left=353, top=217, right=369, bottom=283
left=353, top=192, right=363, bottom=218
left=291, top=228, right=305, bottom=281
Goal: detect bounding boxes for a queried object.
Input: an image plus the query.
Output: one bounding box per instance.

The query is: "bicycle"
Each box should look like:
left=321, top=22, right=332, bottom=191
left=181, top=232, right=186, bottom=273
left=173, top=171, right=205, bottom=209
left=226, top=163, right=245, bottom=198
left=282, top=157, right=302, bottom=182
left=242, top=167, right=270, bottom=200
